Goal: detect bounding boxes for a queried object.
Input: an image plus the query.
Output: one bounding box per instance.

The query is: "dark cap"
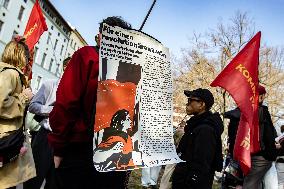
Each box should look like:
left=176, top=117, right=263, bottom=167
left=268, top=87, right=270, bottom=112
left=184, top=88, right=214, bottom=110
left=258, top=85, right=266, bottom=95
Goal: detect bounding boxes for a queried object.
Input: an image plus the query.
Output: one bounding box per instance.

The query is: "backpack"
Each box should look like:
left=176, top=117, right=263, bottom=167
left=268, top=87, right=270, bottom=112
left=0, top=67, right=26, bottom=167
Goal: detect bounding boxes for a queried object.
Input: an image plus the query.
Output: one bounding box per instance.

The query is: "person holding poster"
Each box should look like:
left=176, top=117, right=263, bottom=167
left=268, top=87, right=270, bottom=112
left=48, top=17, right=132, bottom=189
left=171, top=88, right=223, bottom=189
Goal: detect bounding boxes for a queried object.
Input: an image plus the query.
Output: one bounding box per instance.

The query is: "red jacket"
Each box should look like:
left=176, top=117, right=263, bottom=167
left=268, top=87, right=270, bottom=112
left=48, top=46, right=99, bottom=156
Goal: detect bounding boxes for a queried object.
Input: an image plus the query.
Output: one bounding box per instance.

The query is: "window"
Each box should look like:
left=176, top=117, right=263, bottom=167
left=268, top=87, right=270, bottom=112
left=0, top=20, right=3, bottom=34
left=34, top=47, right=39, bottom=62
left=49, top=58, right=54, bottom=71
left=60, top=45, right=64, bottom=55
left=47, top=32, right=51, bottom=44
left=54, top=39, right=58, bottom=50
left=74, top=42, right=76, bottom=49
left=18, top=6, right=25, bottom=21
left=70, top=39, right=73, bottom=47
left=23, top=0, right=27, bottom=3
left=3, top=0, right=10, bottom=9
left=55, top=63, right=60, bottom=75
left=36, top=76, right=42, bottom=90
left=41, top=53, right=47, bottom=67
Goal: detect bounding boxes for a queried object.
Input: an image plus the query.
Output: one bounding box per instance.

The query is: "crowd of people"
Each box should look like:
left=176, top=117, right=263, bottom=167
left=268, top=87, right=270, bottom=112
left=0, top=15, right=283, bottom=189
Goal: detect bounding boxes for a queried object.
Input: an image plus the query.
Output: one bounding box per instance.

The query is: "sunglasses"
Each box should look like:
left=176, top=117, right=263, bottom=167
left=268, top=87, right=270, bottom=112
left=187, top=98, right=202, bottom=104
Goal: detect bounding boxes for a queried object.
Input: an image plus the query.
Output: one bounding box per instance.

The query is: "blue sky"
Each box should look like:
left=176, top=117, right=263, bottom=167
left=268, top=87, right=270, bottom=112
left=50, top=0, right=284, bottom=57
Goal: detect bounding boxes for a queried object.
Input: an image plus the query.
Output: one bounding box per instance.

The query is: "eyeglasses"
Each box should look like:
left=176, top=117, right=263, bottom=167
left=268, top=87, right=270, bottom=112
left=187, top=98, right=202, bottom=104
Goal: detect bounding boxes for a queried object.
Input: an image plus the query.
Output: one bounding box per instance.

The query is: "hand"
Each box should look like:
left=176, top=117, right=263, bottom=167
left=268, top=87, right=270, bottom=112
left=23, top=88, right=33, bottom=101
left=19, top=146, right=28, bottom=156
left=276, top=142, right=281, bottom=149
left=54, top=156, right=63, bottom=168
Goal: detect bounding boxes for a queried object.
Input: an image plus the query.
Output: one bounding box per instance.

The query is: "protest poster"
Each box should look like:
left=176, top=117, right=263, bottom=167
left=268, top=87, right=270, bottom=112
left=93, top=23, right=181, bottom=172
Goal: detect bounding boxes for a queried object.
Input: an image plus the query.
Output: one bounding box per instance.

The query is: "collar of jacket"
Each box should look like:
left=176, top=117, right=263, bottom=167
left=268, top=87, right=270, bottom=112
left=184, top=111, right=211, bottom=133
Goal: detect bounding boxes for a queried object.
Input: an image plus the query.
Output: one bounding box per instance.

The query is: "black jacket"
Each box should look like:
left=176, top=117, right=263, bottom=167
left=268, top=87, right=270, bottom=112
left=253, top=105, right=278, bottom=161
left=225, top=105, right=277, bottom=161
left=172, top=111, right=224, bottom=189
left=224, top=108, right=241, bottom=155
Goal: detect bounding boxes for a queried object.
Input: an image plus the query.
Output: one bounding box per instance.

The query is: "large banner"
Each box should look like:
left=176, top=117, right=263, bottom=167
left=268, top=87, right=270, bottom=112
left=93, top=24, right=181, bottom=172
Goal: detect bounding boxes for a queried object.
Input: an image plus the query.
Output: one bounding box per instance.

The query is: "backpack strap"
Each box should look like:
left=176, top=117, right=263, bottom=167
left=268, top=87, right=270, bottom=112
left=0, top=67, right=25, bottom=87
left=1, top=67, right=27, bottom=133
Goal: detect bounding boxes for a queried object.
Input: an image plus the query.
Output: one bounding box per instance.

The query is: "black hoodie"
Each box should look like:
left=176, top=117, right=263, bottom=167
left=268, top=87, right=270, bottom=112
left=172, top=111, right=224, bottom=189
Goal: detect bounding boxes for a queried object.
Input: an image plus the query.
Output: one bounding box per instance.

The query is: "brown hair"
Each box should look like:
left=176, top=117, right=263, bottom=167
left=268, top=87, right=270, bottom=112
left=1, top=41, right=28, bottom=70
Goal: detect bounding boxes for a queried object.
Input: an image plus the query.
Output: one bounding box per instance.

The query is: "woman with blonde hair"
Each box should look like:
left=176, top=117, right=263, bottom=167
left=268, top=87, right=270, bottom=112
left=0, top=35, right=36, bottom=189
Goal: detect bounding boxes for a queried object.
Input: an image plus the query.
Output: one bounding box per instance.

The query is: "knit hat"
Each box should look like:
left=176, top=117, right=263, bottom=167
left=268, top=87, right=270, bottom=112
left=258, top=85, right=266, bottom=95
left=184, top=88, right=214, bottom=110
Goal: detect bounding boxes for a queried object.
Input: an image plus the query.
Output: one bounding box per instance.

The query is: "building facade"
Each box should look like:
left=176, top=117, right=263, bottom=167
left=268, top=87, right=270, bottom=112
left=0, top=0, right=87, bottom=91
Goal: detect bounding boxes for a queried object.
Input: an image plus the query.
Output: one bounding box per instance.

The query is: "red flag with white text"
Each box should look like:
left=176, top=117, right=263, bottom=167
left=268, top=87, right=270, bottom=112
left=210, top=32, right=261, bottom=175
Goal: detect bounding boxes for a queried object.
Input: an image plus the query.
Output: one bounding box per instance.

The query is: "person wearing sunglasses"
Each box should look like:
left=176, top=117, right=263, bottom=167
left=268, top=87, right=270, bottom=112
left=172, top=88, right=224, bottom=189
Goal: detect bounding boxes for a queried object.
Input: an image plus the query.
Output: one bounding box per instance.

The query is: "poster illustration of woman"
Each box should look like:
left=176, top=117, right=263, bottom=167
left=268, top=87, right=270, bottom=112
left=94, top=109, right=141, bottom=171
left=93, top=59, right=143, bottom=172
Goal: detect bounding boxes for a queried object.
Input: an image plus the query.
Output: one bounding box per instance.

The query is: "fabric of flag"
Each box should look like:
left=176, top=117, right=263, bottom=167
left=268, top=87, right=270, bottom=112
left=24, top=0, right=47, bottom=51
left=211, top=32, right=261, bottom=175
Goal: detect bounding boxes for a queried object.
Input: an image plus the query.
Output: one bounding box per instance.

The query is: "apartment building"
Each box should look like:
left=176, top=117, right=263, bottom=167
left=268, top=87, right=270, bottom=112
left=0, top=0, right=87, bottom=91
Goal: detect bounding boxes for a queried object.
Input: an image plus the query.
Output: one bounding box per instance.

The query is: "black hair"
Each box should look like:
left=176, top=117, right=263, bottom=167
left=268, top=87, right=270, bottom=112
left=281, top=125, right=284, bottom=133
left=110, top=109, right=129, bottom=131
left=99, top=16, right=132, bottom=33
left=63, top=57, right=71, bottom=66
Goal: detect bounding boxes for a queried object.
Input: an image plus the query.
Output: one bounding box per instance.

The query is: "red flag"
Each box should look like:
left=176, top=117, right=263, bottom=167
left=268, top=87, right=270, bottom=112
left=210, top=32, right=261, bottom=175
left=23, top=0, right=47, bottom=79
left=24, top=0, right=47, bottom=50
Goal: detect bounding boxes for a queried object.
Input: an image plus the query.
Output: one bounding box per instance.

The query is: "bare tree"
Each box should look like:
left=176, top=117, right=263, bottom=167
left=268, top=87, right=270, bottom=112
left=174, top=11, right=256, bottom=116
left=173, top=11, right=284, bottom=150
left=259, top=46, right=284, bottom=123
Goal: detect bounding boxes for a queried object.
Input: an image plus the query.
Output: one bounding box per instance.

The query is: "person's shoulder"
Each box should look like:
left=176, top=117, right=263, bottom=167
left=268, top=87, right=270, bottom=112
left=194, top=124, right=215, bottom=135
left=43, top=78, right=57, bottom=84
left=75, top=46, right=98, bottom=56
left=0, top=64, right=22, bottom=84
left=70, top=46, right=99, bottom=67
left=40, top=79, right=57, bottom=88
left=198, top=124, right=215, bottom=130
left=0, top=62, right=22, bottom=75
left=261, top=105, right=269, bottom=110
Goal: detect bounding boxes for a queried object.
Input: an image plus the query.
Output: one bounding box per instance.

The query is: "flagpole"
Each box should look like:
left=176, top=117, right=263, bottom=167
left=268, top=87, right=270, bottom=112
left=139, top=0, right=157, bottom=31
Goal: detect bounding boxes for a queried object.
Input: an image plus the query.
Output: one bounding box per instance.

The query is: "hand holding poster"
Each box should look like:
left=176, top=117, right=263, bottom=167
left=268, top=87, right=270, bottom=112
left=93, top=24, right=182, bottom=172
